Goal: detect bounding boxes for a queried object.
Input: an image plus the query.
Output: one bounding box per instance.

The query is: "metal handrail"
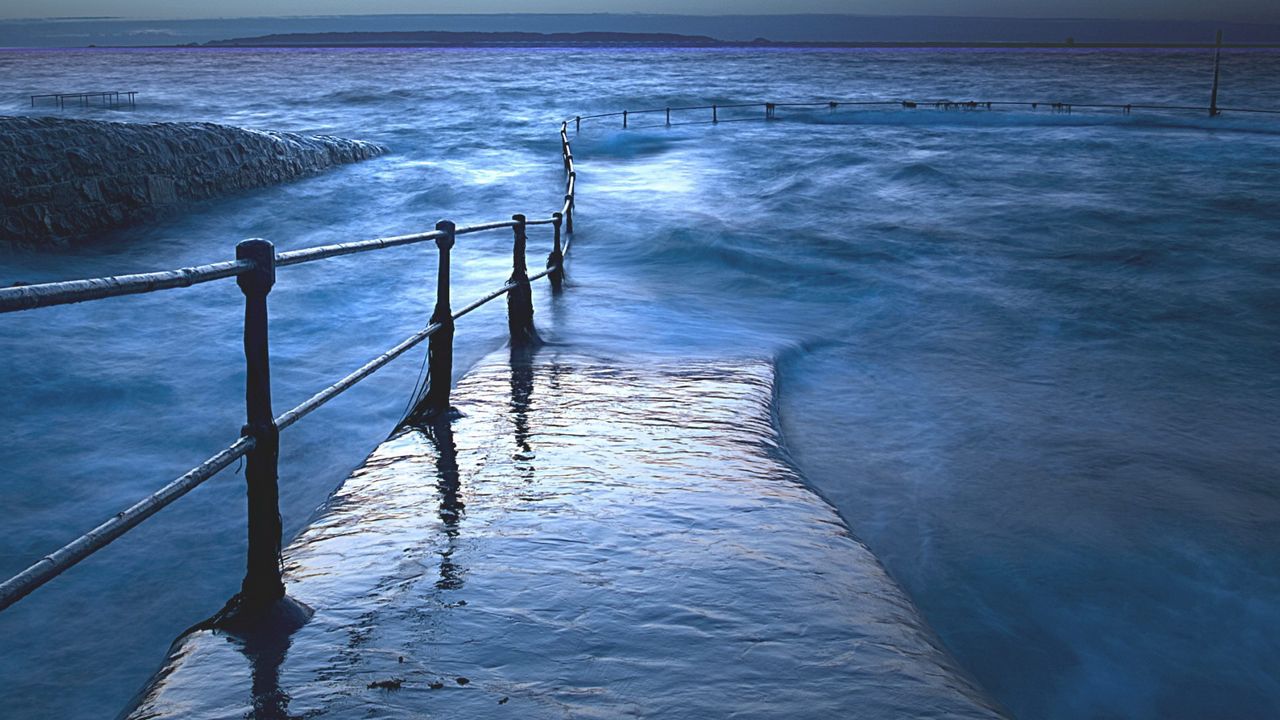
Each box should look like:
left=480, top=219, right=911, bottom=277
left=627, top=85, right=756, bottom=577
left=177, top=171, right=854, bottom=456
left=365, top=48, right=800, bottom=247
left=274, top=322, right=444, bottom=432
left=0, top=220, right=541, bottom=314
left=0, top=121, right=577, bottom=614
left=0, top=259, right=252, bottom=313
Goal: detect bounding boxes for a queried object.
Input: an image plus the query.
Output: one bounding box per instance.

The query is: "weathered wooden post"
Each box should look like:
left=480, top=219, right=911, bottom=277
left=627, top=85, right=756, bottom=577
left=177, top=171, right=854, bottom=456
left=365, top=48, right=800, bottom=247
left=421, top=220, right=455, bottom=417
left=666, top=107, right=671, bottom=125
left=1210, top=30, right=1223, bottom=117
left=623, top=110, right=628, bottom=129
left=547, top=211, right=565, bottom=291
left=235, top=238, right=284, bottom=609
left=508, top=214, right=538, bottom=346
left=713, top=104, right=718, bottom=123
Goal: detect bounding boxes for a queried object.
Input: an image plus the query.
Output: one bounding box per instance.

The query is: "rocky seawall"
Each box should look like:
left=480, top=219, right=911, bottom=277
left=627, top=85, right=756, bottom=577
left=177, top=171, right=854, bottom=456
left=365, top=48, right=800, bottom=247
left=0, top=116, right=386, bottom=246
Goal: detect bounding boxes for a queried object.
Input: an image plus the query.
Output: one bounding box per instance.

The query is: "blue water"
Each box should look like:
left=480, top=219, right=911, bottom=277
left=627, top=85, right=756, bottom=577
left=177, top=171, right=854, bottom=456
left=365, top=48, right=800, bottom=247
left=0, top=47, right=1278, bottom=719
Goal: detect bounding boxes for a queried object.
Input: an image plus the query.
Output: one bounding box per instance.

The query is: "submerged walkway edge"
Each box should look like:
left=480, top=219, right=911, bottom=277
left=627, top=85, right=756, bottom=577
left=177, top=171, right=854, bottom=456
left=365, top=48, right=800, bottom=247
left=125, top=352, right=1005, bottom=719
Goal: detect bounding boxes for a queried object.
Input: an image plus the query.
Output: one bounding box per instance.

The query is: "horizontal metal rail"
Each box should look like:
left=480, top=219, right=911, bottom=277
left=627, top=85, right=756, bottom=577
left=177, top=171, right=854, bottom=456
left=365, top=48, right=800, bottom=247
left=274, top=322, right=443, bottom=431
left=1, top=220, right=541, bottom=315
left=456, top=219, right=521, bottom=235
left=0, top=259, right=252, bottom=313
left=452, top=280, right=517, bottom=322
left=273, top=229, right=445, bottom=267
left=0, top=436, right=256, bottom=613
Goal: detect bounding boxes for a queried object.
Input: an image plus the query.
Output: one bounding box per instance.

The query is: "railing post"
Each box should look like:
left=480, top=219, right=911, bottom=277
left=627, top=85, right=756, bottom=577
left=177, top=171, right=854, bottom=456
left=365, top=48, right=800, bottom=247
left=623, top=110, right=628, bottom=129
left=666, top=107, right=671, bottom=125
left=713, top=104, right=718, bottom=123
left=422, top=221, right=455, bottom=418
left=575, top=115, right=581, bottom=133
left=1210, top=29, right=1223, bottom=117
left=548, top=211, right=565, bottom=291
left=235, top=238, right=284, bottom=609
left=508, top=214, right=538, bottom=346
left=564, top=192, right=574, bottom=234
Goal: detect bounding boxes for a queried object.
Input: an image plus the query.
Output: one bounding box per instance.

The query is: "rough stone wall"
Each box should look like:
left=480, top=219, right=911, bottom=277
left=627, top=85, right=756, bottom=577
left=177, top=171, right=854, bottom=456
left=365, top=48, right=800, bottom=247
left=0, top=116, right=387, bottom=246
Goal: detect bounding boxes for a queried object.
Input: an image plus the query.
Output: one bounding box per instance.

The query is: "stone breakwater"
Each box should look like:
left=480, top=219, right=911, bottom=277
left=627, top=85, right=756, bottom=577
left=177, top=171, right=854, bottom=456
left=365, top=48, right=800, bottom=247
left=0, top=116, right=386, bottom=246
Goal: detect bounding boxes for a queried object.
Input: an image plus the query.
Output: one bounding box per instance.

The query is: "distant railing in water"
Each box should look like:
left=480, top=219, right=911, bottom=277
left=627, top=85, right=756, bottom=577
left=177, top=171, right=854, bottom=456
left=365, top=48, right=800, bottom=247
left=572, top=95, right=1280, bottom=134
left=569, top=39, right=1280, bottom=130
left=30, top=91, right=138, bottom=110
left=0, top=121, right=578, bottom=618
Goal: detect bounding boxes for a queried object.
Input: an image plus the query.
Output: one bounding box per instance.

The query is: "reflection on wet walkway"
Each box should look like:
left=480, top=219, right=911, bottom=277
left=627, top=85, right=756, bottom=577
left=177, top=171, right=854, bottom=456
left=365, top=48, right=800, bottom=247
left=127, top=352, right=1004, bottom=719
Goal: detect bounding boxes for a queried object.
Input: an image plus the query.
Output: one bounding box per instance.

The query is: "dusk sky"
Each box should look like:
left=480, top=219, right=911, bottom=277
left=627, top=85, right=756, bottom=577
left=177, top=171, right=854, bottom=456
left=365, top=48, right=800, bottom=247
left=4, top=0, right=1279, bottom=22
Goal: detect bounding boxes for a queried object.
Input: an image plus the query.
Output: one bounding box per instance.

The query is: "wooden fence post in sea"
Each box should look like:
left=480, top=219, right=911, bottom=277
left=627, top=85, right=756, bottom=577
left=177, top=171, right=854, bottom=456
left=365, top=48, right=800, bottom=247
left=623, top=110, right=629, bottom=129
left=235, top=238, right=285, bottom=608
left=508, top=214, right=537, bottom=346
left=713, top=104, right=718, bottom=123
left=666, top=107, right=671, bottom=126
left=1210, top=30, right=1223, bottom=117
left=423, top=220, right=456, bottom=417
left=548, top=211, right=565, bottom=291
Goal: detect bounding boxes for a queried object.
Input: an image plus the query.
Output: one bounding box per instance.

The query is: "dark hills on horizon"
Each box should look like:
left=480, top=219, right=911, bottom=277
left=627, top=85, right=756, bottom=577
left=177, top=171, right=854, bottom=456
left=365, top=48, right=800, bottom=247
left=4, top=14, right=1280, bottom=49
left=198, top=29, right=1279, bottom=49
left=203, top=31, right=725, bottom=48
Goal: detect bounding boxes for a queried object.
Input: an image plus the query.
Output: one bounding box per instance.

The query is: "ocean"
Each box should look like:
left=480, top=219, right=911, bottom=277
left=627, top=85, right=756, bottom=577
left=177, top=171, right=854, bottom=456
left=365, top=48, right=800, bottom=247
left=0, top=46, right=1278, bottom=719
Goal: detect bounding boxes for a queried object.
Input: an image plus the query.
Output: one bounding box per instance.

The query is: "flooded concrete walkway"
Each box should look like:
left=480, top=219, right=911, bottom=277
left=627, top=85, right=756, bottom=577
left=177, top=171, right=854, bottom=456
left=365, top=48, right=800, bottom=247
left=127, top=353, right=1004, bottom=719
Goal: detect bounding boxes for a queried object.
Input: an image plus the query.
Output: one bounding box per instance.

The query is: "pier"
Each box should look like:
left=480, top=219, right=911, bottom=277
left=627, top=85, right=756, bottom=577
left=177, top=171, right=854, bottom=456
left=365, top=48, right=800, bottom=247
left=125, top=355, right=1005, bottom=719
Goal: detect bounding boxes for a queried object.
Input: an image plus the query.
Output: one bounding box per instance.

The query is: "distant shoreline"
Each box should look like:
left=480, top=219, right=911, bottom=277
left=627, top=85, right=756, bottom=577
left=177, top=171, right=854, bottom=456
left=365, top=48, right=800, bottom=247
left=164, top=31, right=1280, bottom=51
left=174, top=42, right=1280, bottom=50
left=6, top=15, right=1280, bottom=50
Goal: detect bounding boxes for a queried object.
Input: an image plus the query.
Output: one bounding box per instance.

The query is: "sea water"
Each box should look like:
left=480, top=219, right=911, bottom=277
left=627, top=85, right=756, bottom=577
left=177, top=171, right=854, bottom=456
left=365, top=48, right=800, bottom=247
left=0, top=47, right=1277, bottom=719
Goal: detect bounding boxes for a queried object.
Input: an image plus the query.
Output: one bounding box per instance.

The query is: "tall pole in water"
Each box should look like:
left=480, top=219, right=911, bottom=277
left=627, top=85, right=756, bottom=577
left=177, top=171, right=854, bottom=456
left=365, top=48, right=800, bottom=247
left=1209, top=30, right=1223, bottom=117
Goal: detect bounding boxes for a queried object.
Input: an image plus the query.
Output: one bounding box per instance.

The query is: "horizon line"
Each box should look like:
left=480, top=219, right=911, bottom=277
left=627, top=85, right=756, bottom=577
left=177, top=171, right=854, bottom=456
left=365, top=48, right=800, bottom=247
left=5, top=12, right=1280, bottom=24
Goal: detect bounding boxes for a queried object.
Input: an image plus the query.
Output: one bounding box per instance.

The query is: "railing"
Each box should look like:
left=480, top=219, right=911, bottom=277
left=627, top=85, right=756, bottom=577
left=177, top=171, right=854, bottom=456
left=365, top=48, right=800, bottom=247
left=30, top=91, right=138, bottom=110
left=570, top=95, right=1280, bottom=134
left=0, top=121, right=578, bottom=617
left=569, top=40, right=1278, bottom=130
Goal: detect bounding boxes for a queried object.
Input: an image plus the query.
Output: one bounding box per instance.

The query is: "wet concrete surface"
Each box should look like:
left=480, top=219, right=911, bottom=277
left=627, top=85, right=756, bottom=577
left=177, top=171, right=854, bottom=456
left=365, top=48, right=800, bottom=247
left=126, top=352, right=1004, bottom=719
